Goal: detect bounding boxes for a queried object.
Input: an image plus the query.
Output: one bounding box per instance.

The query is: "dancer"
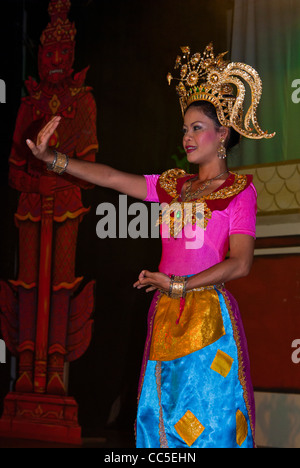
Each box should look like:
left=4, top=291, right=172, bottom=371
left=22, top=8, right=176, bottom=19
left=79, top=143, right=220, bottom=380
left=26, top=43, right=275, bottom=448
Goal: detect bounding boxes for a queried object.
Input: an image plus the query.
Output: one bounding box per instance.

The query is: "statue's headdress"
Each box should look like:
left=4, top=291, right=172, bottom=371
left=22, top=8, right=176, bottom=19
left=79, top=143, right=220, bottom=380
left=40, top=0, right=76, bottom=46
left=167, top=43, right=275, bottom=140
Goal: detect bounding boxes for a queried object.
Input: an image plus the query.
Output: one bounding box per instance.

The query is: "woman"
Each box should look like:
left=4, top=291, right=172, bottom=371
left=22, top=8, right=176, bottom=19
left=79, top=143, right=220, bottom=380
left=27, top=44, right=275, bottom=448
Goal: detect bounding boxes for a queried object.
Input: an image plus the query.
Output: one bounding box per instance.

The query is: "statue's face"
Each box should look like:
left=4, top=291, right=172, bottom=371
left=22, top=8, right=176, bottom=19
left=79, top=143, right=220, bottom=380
left=38, top=42, right=75, bottom=83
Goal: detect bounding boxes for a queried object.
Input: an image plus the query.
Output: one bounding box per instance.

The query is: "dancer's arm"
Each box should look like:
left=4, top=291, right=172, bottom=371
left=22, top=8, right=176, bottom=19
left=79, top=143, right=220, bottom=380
left=134, top=234, right=255, bottom=292
left=26, top=116, right=147, bottom=200
left=185, top=234, right=255, bottom=289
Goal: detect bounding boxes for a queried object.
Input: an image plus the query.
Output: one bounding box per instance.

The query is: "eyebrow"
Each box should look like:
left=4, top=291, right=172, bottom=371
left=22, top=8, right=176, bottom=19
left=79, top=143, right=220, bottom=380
left=183, top=120, right=204, bottom=127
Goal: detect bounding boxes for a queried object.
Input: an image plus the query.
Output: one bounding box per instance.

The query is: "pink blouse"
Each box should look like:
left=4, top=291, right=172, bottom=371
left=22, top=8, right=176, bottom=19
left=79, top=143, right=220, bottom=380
left=143, top=174, right=257, bottom=277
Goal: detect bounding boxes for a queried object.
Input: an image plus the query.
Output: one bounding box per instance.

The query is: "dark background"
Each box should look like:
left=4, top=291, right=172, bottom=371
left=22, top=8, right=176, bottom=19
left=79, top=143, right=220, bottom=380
left=0, top=0, right=234, bottom=442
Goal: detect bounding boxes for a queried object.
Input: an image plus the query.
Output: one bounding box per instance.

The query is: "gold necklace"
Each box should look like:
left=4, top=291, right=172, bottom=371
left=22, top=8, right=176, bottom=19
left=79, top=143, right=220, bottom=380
left=184, top=170, right=228, bottom=202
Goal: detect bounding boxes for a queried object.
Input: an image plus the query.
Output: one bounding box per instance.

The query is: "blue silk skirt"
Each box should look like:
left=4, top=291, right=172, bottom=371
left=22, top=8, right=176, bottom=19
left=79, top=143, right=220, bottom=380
left=136, top=287, right=255, bottom=448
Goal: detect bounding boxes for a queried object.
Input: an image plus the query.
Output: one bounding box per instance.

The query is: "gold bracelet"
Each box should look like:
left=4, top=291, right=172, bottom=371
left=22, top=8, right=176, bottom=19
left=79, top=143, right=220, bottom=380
left=51, top=151, right=69, bottom=175
left=169, top=275, right=187, bottom=299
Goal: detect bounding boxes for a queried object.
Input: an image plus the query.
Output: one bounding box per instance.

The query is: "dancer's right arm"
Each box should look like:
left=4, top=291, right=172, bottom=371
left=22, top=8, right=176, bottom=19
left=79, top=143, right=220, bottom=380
left=26, top=116, right=148, bottom=201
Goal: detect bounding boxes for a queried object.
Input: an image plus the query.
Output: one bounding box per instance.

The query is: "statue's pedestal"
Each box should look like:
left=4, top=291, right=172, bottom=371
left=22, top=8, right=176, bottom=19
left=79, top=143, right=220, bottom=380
left=0, top=392, right=81, bottom=445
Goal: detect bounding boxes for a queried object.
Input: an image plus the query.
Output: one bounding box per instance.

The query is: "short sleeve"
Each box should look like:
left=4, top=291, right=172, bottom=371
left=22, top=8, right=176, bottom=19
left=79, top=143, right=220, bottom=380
left=229, top=183, right=257, bottom=238
left=143, top=174, right=160, bottom=202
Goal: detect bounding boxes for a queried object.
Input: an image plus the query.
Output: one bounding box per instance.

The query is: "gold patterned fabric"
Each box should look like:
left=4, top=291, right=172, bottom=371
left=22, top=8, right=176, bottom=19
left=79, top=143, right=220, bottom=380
left=159, top=169, right=248, bottom=202
left=174, top=410, right=205, bottom=447
left=210, top=349, right=234, bottom=378
left=158, top=168, right=187, bottom=198
left=157, top=169, right=251, bottom=233
left=149, top=288, right=225, bottom=361
left=236, top=409, right=248, bottom=446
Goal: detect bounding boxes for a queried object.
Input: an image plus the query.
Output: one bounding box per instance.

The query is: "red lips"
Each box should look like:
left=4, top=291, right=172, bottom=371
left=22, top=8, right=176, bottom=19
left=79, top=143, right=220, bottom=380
left=185, top=146, right=197, bottom=154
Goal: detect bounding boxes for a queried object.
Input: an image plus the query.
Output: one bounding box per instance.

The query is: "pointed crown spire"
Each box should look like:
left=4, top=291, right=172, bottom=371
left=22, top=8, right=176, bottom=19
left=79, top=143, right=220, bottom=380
left=40, top=0, right=76, bottom=46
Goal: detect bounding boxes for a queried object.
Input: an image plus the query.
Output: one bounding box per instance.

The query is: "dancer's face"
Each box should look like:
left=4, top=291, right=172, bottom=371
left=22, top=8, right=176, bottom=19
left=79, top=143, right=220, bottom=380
left=183, top=107, right=227, bottom=165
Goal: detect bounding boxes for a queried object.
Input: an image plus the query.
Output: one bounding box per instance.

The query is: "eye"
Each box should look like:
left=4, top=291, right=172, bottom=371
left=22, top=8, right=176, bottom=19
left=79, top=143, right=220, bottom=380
left=182, top=127, right=187, bottom=135
left=62, top=49, right=70, bottom=55
left=193, top=125, right=202, bottom=131
left=46, top=52, right=53, bottom=58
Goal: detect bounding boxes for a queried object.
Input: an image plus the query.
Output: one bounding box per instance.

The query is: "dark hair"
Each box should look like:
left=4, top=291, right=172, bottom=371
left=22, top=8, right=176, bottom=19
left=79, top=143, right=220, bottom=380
left=186, top=101, right=240, bottom=152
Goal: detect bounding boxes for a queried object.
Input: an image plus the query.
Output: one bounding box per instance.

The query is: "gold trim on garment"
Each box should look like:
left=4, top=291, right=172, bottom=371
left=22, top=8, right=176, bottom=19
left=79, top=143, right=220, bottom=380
left=220, top=290, right=256, bottom=445
left=159, top=169, right=247, bottom=202
left=155, top=362, right=169, bottom=448
left=157, top=169, right=248, bottom=233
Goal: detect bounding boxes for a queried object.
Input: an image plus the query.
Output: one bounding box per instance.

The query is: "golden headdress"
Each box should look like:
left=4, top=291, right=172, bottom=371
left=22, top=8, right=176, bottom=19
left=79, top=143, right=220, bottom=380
left=167, top=43, right=275, bottom=140
left=40, top=0, right=76, bottom=46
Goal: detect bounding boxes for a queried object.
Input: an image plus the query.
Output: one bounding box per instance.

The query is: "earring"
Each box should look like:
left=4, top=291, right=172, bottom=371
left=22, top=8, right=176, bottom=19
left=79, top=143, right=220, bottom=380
left=218, top=138, right=227, bottom=160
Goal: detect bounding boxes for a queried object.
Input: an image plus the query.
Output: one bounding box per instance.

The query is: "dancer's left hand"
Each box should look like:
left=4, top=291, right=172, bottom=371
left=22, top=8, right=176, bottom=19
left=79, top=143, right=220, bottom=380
left=133, top=270, right=170, bottom=293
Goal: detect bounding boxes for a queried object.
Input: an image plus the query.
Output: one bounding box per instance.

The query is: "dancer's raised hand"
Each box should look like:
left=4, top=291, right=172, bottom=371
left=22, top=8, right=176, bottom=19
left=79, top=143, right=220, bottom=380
left=26, top=116, right=61, bottom=164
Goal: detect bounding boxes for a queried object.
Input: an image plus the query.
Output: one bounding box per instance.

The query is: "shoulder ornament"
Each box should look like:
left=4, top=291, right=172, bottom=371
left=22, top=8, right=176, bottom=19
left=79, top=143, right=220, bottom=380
left=159, top=168, right=187, bottom=199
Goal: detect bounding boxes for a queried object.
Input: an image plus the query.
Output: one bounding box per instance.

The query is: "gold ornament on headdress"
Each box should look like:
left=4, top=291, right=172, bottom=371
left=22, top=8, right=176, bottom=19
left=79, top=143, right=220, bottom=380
left=40, top=0, right=77, bottom=46
left=167, top=43, right=275, bottom=140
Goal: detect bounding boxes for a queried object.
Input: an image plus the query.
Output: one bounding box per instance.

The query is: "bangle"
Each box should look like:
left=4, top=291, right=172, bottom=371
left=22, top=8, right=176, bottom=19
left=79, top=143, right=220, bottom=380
left=50, top=150, right=69, bottom=175
left=169, top=275, right=175, bottom=296
left=169, top=275, right=187, bottom=299
left=47, top=152, right=57, bottom=171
